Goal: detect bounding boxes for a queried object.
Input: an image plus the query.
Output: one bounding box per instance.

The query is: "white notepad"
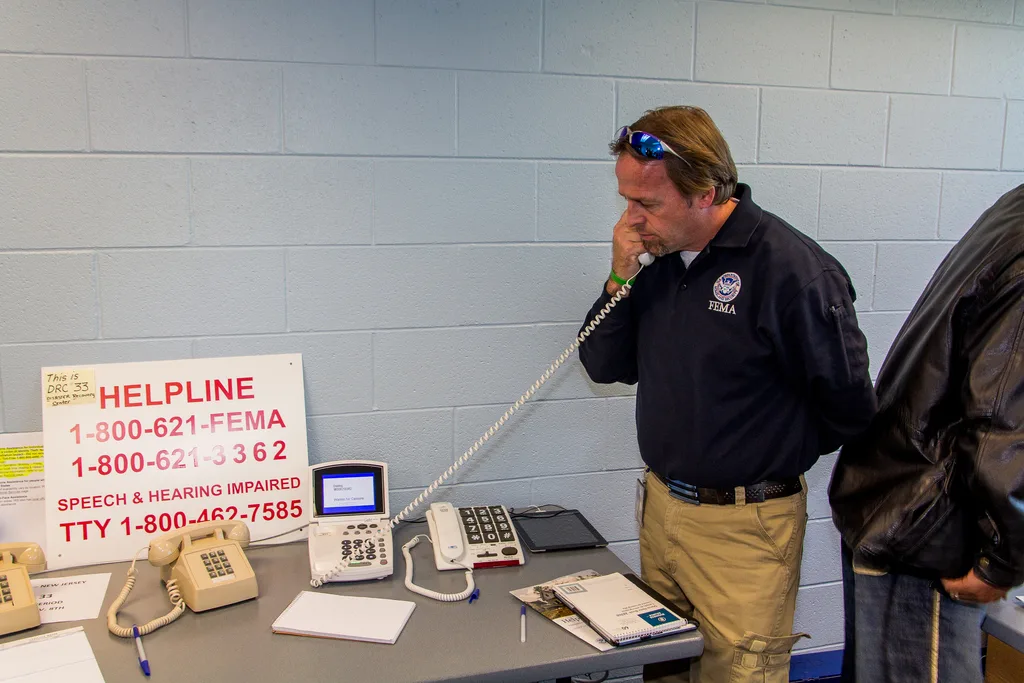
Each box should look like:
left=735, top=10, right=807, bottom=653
left=272, top=591, right=416, bottom=644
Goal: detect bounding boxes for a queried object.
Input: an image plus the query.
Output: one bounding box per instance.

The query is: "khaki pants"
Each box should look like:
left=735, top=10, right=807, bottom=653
left=640, top=472, right=809, bottom=683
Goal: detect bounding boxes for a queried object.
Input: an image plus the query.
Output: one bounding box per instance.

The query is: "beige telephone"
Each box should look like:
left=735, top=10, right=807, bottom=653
left=0, top=543, right=47, bottom=637
left=107, top=521, right=258, bottom=638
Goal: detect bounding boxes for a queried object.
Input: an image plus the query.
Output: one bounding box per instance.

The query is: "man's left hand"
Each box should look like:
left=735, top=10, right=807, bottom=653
left=941, top=569, right=1009, bottom=604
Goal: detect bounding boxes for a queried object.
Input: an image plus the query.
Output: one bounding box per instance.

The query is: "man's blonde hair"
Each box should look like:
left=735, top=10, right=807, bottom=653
left=610, top=106, right=737, bottom=205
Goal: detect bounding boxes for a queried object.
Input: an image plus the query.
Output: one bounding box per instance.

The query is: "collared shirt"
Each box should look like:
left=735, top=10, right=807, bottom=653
left=579, top=184, right=877, bottom=488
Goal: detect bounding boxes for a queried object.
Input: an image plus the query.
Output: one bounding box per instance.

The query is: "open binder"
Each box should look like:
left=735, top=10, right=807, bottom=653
left=551, top=572, right=696, bottom=646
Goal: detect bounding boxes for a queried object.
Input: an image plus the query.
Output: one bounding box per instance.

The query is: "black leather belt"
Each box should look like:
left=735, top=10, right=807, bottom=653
left=655, top=473, right=802, bottom=505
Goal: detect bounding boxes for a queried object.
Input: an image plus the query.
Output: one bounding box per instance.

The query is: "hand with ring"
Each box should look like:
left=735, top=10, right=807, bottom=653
left=941, top=570, right=1008, bottom=605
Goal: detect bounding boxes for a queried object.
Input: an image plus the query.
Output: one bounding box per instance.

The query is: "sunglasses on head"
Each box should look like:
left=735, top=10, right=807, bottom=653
left=617, top=126, right=684, bottom=161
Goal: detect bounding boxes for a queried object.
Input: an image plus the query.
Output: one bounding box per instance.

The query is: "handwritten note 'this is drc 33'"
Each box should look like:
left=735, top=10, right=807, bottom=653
left=44, top=369, right=97, bottom=408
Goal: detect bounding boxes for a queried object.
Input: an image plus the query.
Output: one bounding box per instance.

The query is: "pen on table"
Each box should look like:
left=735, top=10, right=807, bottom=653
left=520, top=605, right=527, bottom=643
left=132, top=625, right=151, bottom=676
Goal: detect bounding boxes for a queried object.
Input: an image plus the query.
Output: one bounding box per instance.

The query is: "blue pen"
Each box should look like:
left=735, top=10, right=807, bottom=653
left=520, top=605, right=527, bottom=643
left=132, top=625, right=151, bottom=676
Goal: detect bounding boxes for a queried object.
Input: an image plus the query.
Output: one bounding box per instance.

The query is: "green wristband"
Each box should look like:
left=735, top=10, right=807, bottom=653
left=608, top=269, right=633, bottom=286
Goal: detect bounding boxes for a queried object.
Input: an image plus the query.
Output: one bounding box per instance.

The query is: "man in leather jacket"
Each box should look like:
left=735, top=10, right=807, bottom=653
left=830, top=184, right=1024, bottom=683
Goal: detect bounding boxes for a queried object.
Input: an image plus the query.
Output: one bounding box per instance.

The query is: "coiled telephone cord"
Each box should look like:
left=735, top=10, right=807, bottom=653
left=310, top=271, right=641, bottom=588
left=107, top=547, right=187, bottom=637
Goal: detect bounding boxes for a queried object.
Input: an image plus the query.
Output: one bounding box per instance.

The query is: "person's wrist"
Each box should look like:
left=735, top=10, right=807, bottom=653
left=608, top=269, right=630, bottom=286
left=605, top=275, right=629, bottom=297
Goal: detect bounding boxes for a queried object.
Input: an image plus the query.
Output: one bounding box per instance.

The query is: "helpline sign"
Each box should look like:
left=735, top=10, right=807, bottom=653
left=41, top=354, right=308, bottom=569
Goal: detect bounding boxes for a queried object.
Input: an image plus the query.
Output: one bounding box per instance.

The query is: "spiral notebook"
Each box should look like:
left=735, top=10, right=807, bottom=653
left=551, top=572, right=695, bottom=645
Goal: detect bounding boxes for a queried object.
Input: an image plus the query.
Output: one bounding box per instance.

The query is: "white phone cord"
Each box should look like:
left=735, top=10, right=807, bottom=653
left=107, top=547, right=187, bottom=638
left=310, top=271, right=641, bottom=589
left=401, top=534, right=476, bottom=601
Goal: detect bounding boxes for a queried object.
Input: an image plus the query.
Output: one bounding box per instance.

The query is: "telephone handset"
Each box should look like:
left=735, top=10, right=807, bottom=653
left=0, top=542, right=47, bottom=637
left=107, top=521, right=258, bottom=638
left=638, top=252, right=654, bottom=266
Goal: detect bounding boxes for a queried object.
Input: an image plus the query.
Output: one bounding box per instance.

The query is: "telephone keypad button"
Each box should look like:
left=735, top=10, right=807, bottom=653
left=366, top=554, right=376, bottom=560
left=500, top=531, right=515, bottom=542
left=466, top=524, right=479, bottom=534
left=357, top=524, right=368, bottom=529
left=380, top=560, right=388, bottom=565
left=226, top=568, right=234, bottom=574
left=347, top=525, right=356, bottom=529
left=483, top=524, right=494, bottom=531
left=498, top=523, right=510, bottom=530
left=501, top=547, right=519, bottom=555
left=484, top=532, right=499, bottom=543
left=217, top=570, right=225, bottom=576
left=369, top=523, right=378, bottom=528
left=468, top=533, right=483, bottom=544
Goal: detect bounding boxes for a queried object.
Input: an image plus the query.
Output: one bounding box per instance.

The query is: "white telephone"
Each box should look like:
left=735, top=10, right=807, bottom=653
left=307, top=460, right=393, bottom=583
left=426, top=503, right=523, bottom=571
left=400, top=503, right=524, bottom=603
left=308, top=251, right=652, bottom=600
left=0, top=542, right=46, bottom=637
left=107, top=521, right=258, bottom=638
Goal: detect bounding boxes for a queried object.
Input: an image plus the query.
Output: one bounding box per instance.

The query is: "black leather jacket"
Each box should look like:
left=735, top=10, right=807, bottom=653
left=830, top=185, right=1024, bottom=589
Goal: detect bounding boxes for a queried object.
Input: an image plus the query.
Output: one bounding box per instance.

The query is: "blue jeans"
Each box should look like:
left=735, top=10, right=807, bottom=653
left=841, top=543, right=984, bottom=683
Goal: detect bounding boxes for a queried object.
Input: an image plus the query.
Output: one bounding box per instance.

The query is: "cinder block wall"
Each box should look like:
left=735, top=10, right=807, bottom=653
left=2, top=0, right=1022, bottom=655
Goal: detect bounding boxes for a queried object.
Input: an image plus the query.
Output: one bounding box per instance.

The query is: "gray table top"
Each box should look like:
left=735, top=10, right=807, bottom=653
left=983, top=586, right=1024, bottom=653
left=1, top=524, right=702, bottom=682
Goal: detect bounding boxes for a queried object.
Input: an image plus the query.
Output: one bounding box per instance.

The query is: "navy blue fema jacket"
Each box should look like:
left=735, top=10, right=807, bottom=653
left=579, top=184, right=877, bottom=489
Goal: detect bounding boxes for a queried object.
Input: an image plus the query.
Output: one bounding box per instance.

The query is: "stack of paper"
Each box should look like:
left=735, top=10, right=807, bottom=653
left=272, top=591, right=416, bottom=644
left=0, top=626, right=105, bottom=683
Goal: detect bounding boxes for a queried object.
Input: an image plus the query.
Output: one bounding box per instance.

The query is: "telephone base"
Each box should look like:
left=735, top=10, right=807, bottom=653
left=427, top=505, right=525, bottom=571
left=166, top=535, right=258, bottom=612
left=308, top=520, right=394, bottom=583
left=0, top=565, right=41, bottom=637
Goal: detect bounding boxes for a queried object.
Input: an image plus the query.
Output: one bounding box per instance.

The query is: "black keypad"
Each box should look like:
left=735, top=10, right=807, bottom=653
left=458, top=505, right=520, bottom=549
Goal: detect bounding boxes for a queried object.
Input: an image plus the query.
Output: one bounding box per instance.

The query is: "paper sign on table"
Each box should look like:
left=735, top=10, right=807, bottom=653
left=31, top=573, right=111, bottom=623
left=0, top=433, right=46, bottom=550
left=41, top=354, right=309, bottom=569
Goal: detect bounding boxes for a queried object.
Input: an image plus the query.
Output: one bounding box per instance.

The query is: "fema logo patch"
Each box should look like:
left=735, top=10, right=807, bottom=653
left=713, top=272, right=742, bottom=303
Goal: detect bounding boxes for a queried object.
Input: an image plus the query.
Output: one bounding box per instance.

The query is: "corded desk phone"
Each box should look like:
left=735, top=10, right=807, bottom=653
left=426, top=503, right=524, bottom=570
left=107, top=521, right=258, bottom=638
left=0, top=542, right=46, bottom=637
left=308, top=460, right=394, bottom=583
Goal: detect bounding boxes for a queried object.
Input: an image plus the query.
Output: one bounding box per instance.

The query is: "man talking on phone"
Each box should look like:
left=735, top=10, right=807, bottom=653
left=578, top=106, right=877, bottom=683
